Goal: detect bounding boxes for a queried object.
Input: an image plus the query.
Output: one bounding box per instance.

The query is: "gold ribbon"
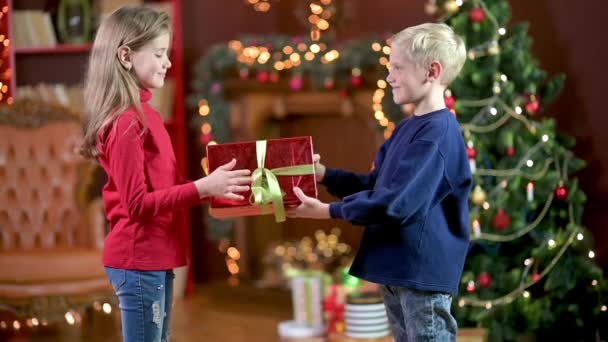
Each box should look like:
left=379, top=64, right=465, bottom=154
left=250, top=140, right=314, bottom=222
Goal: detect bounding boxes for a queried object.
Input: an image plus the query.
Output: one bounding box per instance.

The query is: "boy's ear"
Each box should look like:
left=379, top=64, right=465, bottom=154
left=117, top=46, right=132, bottom=71
left=427, top=61, right=443, bottom=82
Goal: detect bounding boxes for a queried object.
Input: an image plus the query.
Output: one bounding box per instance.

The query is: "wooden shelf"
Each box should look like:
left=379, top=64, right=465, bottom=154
left=14, top=43, right=92, bottom=55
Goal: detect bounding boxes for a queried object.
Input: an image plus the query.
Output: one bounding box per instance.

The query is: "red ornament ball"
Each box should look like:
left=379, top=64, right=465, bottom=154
left=467, top=147, right=477, bottom=159
left=493, top=208, right=511, bottom=231
left=444, top=96, right=456, bottom=109
left=477, top=272, right=493, bottom=288
left=555, top=185, right=569, bottom=200
left=466, top=281, right=476, bottom=293
left=506, top=146, right=516, bottom=157
left=532, top=273, right=541, bottom=283
left=469, top=7, right=487, bottom=23
left=526, top=101, right=540, bottom=114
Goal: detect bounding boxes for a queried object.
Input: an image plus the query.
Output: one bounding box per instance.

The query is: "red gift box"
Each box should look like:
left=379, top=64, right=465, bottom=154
left=206, top=136, right=318, bottom=221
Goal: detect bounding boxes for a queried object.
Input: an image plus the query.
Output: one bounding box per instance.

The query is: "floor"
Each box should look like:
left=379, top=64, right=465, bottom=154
left=0, top=284, right=483, bottom=342
left=1, top=283, right=296, bottom=342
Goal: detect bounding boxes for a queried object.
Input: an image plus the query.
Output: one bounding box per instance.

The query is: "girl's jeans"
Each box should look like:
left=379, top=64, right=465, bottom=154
left=105, top=267, right=175, bottom=342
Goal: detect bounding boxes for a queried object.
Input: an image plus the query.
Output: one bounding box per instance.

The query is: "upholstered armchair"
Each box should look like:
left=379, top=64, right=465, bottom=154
left=0, top=100, right=112, bottom=322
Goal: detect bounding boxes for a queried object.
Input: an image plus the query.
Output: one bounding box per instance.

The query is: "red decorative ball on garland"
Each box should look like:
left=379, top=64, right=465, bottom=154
left=493, top=208, right=511, bottom=231
left=477, top=272, right=493, bottom=288
left=350, top=75, right=363, bottom=87
left=469, top=7, right=487, bottom=23
left=506, top=146, right=516, bottom=157
left=270, top=71, right=280, bottom=83
left=200, top=133, right=214, bottom=145
left=256, top=71, right=270, bottom=83
left=555, top=184, right=569, bottom=200
left=532, top=273, right=541, bottom=283
left=289, top=76, right=304, bottom=91
left=467, top=147, right=477, bottom=159
left=210, top=82, right=223, bottom=94
left=239, top=68, right=250, bottom=80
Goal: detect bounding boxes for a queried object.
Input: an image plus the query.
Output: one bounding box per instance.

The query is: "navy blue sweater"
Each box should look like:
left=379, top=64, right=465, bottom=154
left=326, top=108, right=472, bottom=294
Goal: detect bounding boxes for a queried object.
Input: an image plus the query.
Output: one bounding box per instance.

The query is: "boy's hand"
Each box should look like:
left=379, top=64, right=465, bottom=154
left=194, top=159, right=252, bottom=200
left=286, top=187, right=330, bottom=219
left=313, top=154, right=326, bottom=183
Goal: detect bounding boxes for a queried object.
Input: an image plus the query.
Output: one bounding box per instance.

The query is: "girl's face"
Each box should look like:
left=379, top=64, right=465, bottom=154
left=131, top=33, right=172, bottom=89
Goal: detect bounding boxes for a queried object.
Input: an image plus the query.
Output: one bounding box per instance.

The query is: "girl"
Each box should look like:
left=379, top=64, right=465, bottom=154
left=80, top=6, right=251, bottom=342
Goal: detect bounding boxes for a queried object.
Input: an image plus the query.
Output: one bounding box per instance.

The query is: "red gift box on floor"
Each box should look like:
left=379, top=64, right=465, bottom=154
left=206, top=136, right=318, bottom=222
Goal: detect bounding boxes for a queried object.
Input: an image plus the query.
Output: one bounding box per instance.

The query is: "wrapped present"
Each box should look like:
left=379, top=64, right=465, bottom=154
left=206, top=136, right=317, bottom=222
left=344, top=292, right=390, bottom=339
left=277, top=320, right=326, bottom=340
left=290, top=272, right=326, bottom=328
left=324, top=284, right=346, bottom=334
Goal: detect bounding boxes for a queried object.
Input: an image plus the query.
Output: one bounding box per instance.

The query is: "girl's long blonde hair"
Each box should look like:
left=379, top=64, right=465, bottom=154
left=80, top=6, right=170, bottom=158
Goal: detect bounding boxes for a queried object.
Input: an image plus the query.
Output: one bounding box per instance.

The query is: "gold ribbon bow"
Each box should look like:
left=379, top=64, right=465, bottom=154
left=250, top=140, right=315, bottom=222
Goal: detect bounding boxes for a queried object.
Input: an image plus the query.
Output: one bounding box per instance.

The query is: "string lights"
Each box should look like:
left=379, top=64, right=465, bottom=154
left=459, top=228, right=580, bottom=308
left=0, top=299, right=114, bottom=333
left=0, top=2, right=13, bottom=104
left=369, top=38, right=396, bottom=139
left=307, top=0, right=336, bottom=41
left=246, top=0, right=274, bottom=13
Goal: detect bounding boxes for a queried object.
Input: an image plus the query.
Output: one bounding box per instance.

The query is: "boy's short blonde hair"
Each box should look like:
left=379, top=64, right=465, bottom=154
left=392, top=23, right=467, bottom=85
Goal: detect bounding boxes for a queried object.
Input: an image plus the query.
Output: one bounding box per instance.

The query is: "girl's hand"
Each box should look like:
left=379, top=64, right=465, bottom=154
left=194, top=159, right=252, bottom=200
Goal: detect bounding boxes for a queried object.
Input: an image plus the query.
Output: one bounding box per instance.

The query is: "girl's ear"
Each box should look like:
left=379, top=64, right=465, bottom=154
left=117, top=46, right=132, bottom=70
left=427, top=61, right=443, bottom=83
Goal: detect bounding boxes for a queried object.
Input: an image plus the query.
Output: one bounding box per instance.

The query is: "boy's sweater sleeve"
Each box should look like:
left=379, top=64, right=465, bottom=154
left=321, top=142, right=388, bottom=199
left=322, top=168, right=378, bottom=199
left=108, top=115, right=201, bottom=221
left=328, top=140, right=448, bottom=226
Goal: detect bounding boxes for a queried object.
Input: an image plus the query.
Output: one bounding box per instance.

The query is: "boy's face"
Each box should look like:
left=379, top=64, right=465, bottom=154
left=386, top=45, right=430, bottom=106
left=131, top=33, right=172, bottom=89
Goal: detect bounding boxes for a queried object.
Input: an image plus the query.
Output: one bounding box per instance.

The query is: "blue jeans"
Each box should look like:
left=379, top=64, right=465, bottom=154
left=381, top=285, right=457, bottom=342
left=105, top=267, right=175, bottom=342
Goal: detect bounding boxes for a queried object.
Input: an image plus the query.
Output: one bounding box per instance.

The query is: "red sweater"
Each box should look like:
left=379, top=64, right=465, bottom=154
left=98, top=89, right=200, bottom=270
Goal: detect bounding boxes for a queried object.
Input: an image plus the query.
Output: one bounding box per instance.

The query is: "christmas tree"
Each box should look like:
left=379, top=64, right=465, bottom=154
left=424, top=0, right=608, bottom=340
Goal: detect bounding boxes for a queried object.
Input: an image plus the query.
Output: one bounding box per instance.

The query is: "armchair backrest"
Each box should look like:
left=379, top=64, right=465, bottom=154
left=0, top=101, right=96, bottom=251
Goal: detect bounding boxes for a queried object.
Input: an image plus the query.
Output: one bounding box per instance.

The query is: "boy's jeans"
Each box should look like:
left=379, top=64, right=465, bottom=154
left=105, top=267, right=175, bottom=342
left=381, top=285, right=457, bottom=342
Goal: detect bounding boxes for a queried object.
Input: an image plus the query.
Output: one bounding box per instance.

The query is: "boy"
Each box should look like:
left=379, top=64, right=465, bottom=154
left=287, top=23, right=471, bottom=341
